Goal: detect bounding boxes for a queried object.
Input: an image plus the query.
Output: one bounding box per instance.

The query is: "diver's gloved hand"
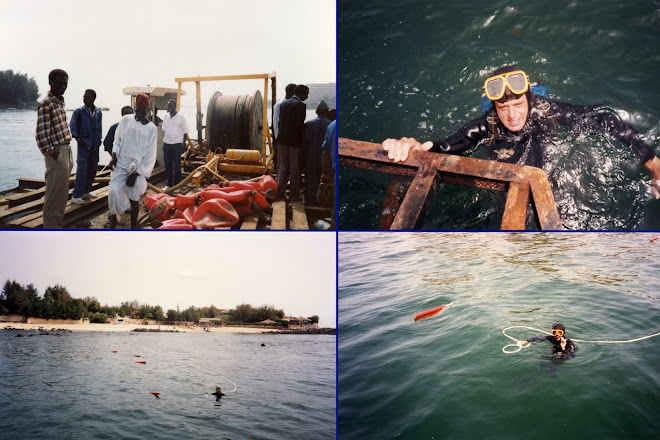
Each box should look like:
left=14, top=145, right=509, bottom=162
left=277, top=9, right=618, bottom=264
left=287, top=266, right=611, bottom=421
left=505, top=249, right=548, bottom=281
left=109, top=152, right=118, bottom=171
left=126, top=171, right=139, bottom=187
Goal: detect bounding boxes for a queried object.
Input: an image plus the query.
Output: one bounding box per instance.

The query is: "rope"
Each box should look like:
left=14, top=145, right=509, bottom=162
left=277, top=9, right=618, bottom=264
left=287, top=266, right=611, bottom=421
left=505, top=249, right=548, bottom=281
left=502, top=325, right=660, bottom=354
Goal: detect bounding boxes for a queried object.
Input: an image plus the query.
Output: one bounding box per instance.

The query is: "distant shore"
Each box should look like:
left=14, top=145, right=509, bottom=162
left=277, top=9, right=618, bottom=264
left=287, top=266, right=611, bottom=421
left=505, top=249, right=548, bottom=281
left=3, top=323, right=270, bottom=334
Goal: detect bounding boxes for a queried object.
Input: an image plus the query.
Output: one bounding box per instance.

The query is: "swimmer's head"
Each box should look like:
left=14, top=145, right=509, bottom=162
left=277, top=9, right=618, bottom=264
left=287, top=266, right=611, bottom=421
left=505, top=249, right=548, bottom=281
left=216, top=387, right=221, bottom=392
left=486, top=65, right=531, bottom=103
left=551, top=322, right=566, bottom=339
left=487, top=65, right=531, bottom=132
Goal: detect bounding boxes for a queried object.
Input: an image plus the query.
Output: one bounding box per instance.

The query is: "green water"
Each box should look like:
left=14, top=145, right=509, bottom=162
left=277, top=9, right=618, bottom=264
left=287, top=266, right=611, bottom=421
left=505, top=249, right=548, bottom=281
left=339, top=232, right=660, bottom=439
left=338, top=0, right=660, bottom=229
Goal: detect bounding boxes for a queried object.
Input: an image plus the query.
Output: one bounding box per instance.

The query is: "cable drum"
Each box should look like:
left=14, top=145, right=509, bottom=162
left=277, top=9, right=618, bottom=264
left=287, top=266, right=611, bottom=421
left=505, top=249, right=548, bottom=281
left=206, top=90, right=263, bottom=153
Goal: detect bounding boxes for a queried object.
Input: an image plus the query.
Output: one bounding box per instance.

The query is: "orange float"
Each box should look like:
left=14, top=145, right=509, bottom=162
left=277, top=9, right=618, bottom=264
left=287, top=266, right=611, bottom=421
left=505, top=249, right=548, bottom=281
left=158, top=219, right=194, bottom=230
left=191, top=199, right=240, bottom=229
left=414, top=304, right=449, bottom=321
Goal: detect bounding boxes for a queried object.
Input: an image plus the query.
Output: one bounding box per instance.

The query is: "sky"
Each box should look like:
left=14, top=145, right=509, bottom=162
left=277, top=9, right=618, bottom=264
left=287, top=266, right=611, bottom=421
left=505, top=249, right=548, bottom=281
left=0, top=231, right=337, bottom=328
left=0, top=0, right=336, bottom=126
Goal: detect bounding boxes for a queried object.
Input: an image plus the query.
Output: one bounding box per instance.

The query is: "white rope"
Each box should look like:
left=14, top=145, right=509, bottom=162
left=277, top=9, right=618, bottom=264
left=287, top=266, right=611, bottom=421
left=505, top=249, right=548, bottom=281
left=502, top=326, right=548, bottom=353
left=502, top=325, right=660, bottom=354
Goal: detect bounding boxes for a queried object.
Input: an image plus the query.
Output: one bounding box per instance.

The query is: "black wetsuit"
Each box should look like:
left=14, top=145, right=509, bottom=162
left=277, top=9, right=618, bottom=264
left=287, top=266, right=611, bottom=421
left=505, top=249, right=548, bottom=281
left=212, top=391, right=226, bottom=400
left=429, top=97, right=655, bottom=169
left=527, top=335, right=576, bottom=359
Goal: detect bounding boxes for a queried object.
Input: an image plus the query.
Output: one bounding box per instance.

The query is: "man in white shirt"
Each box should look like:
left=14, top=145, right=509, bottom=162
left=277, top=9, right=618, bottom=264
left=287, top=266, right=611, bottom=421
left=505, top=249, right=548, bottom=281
left=161, top=98, right=190, bottom=189
left=108, top=93, right=157, bottom=229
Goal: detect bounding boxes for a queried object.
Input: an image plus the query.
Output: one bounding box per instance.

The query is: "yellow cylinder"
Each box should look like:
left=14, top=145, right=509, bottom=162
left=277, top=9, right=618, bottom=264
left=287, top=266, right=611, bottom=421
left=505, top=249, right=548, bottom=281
left=225, top=149, right=262, bottom=164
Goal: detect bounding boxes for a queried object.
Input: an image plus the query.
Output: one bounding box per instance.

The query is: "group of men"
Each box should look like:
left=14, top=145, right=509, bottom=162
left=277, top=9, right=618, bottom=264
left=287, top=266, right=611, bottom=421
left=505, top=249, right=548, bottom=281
left=35, top=69, right=189, bottom=229
left=35, top=70, right=338, bottom=229
left=274, top=83, right=336, bottom=206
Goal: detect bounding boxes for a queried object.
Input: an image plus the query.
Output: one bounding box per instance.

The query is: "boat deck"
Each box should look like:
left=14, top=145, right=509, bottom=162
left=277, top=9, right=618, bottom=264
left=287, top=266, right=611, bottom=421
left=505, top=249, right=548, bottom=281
left=0, top=167, right=333, bottom=230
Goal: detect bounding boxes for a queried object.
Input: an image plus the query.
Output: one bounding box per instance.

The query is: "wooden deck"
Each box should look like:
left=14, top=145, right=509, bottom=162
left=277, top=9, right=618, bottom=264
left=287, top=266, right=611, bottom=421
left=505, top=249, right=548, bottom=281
left=0, top=167, right=333, bottom=230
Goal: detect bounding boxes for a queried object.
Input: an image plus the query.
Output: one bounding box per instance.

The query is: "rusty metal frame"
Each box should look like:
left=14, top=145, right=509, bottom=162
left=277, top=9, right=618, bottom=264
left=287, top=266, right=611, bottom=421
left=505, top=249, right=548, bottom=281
left=339, top=138, right=562, bottom=230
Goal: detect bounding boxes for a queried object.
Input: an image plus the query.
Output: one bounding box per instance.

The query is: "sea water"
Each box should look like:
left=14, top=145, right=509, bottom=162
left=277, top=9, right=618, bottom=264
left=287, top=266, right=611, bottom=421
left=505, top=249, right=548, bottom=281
left=338, top=232, right=660, bottom=439
left=0, top=331, right=335, bottom=439
left=337, top=0, right=660, bottom=229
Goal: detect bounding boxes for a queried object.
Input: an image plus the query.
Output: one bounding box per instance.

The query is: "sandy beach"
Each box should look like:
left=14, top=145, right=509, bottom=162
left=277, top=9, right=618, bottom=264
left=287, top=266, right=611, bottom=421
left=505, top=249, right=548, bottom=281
left=2, top=323, right=274, bottom=334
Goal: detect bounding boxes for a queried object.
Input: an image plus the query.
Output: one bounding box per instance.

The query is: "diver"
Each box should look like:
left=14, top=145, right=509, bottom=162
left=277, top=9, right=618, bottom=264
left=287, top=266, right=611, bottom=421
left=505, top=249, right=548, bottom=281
left=382, top=65, right=660, bottom=198
left=522, top=322, right=576, bottom=359
left=212, top=387, right=226, bottom=401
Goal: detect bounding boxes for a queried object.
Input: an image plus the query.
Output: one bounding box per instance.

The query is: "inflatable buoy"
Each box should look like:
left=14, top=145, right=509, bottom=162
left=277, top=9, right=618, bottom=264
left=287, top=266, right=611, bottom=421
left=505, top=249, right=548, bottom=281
left=414, top=302, right=452, bottom=321
left=191, top=199, right=240, bottom=229
left=258, top=175, right=277, bottom=201
left=135, top=361, right=146, bottom=364
left=144, top=193, right=170, bottom=210
left=111, top=350, right=117, bottom=353
left=158, top=218, right=194, bottom=230
left=148, top=196, right=176, bottom=221
left=650, top=237, right=658, bottom=242
left=132, top=355, right=141, bottom=357
left=175, top=193, right=200, bottom=211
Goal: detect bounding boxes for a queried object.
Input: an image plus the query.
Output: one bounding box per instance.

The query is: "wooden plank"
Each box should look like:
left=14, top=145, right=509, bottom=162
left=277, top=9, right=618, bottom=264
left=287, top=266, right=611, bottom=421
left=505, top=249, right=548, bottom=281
left=390, top=165, right=438, bottom=229
left=17, top=179, right=46, bottom=190
left=501, top=181, right=530, bottom=230
left=174, top=73, right=274, bottom=83
left=271, top=200, right=287, bottom=230
left=8, top=187, right=110, bottom=229
left=529, top=174, right=563, bottom=230
left=240, top=214, right=259, bottom=230
left=379, top=177, right=412, bottom=229
left=340, top=137, right=562, bottom=230
left=290, top=202, right=309, bottom=230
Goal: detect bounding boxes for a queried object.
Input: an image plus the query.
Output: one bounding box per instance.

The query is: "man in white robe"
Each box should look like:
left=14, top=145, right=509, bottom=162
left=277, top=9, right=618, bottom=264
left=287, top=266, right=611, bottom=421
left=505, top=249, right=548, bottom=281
left=108, top=93, right=157, bottom=228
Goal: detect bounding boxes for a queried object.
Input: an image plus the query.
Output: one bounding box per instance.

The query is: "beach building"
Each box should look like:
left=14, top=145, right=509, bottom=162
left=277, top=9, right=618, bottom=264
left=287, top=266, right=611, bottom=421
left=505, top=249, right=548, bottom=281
left=283, top=316, right=318, bottom=330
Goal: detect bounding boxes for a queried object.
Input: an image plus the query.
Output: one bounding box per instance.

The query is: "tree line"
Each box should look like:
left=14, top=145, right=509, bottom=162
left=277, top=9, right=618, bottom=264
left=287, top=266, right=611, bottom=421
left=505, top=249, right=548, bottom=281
left=0, top=280, right=318, bottom=325
left=0, top=70, right=39, bottom=109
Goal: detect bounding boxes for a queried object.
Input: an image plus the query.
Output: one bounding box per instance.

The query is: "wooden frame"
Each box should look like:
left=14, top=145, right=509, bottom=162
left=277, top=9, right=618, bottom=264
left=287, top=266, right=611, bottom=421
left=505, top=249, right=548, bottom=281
left=339, top=138, right=562, bottom=230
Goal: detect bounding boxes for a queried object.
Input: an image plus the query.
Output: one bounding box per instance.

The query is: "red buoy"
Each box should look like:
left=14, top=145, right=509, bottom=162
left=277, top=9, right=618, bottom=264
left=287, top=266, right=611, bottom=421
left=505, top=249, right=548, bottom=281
left=135, top=361, right=146, bottom=364
left=414, top=304, right=449, bottom=321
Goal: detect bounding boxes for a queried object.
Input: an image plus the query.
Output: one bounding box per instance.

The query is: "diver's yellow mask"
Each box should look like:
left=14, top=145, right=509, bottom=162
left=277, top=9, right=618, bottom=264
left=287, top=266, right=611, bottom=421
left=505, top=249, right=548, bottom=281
left=484, top=70, right=530, bottom=101
left=551, top=328, right=564, bottom=338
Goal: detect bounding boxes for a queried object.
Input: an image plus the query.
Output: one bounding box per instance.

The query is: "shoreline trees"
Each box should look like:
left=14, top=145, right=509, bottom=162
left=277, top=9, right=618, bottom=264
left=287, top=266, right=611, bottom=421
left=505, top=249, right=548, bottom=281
left=0, top=279, right=301, bottom=325
left=0, top=70, right=39, bottom=109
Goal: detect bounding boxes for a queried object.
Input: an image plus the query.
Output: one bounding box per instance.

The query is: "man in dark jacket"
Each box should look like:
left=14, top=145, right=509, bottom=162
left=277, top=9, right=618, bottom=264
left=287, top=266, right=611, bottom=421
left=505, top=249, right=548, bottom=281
left=103, top=106, right=134, bottom=156
left=277, top=84, right=309, bottom=201
left=70, top=89, right=102, bottom=204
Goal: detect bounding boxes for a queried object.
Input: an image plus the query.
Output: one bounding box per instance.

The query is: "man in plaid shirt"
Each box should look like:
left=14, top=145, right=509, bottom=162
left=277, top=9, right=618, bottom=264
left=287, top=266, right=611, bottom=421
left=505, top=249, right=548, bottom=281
left=35, top=69, right=73, bottom=228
